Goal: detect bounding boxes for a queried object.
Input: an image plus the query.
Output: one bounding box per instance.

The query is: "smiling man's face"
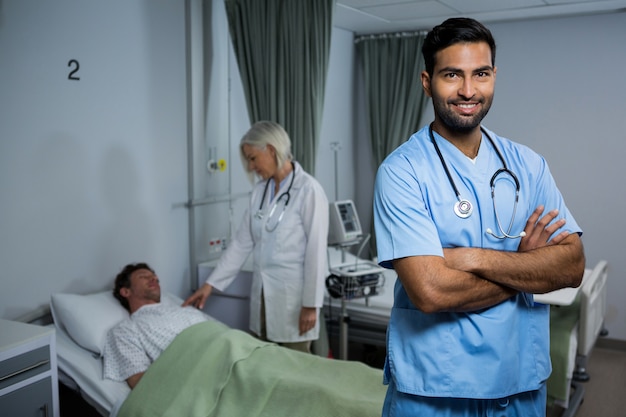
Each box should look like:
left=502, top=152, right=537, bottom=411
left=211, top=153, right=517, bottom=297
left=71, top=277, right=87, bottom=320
left=422, top=41, right=496, bottom=136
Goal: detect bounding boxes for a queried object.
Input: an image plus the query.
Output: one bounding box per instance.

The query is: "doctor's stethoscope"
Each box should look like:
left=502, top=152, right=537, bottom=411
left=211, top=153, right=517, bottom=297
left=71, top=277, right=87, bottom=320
left=254, top=161, right=296, bottom=232
left=428, top=124, right=526, bottom=239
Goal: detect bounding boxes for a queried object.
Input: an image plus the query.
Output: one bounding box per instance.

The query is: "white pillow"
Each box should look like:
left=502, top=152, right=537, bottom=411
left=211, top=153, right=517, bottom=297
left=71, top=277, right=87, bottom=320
left=50, top=291, right=129, bottom=357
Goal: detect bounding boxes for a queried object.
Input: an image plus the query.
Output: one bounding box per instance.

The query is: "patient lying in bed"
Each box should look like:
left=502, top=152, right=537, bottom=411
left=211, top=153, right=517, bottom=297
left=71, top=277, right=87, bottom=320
left=102, top=262, right=386, bottom=417
left=103, top=263, right=213, bottom=388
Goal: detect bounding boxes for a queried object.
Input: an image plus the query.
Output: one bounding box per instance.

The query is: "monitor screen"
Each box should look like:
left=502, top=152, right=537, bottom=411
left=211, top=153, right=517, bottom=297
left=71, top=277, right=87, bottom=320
left=328, top=200, right=362, bottom=245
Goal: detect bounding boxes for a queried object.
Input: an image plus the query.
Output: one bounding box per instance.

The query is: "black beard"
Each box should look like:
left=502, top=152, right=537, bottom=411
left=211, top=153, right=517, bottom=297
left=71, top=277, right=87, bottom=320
left=433, top=99, right=492, bottom=134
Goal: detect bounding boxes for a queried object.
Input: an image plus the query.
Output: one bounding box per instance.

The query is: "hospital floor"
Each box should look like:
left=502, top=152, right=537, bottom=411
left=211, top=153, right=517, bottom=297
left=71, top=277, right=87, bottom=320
left=546, top=344, right=626, bottom=417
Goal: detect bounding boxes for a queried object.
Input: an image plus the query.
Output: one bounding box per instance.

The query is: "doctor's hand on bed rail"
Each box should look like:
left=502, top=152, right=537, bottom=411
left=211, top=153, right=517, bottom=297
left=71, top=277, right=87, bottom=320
left=183, top=283, right=214, bottom=310
left=516, top=205, right=570, bottom=252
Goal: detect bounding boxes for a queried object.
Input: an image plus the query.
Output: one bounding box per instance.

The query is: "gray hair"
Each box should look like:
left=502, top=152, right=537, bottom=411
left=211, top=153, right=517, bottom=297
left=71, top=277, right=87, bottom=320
left=239, top=121, right=293, bottom=182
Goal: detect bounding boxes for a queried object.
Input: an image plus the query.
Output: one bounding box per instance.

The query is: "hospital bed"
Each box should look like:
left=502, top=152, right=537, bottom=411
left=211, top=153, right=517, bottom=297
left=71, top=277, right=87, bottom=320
left=47, top=290, right=386, bottom=416
left=542, top=259, right=609, bottom=416
left=325, top=257, right=609, bottom=415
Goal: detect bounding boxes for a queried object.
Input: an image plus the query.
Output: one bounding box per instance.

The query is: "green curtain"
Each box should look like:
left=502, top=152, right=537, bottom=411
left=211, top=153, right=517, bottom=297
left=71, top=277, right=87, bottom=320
left=355, top=32, right=429, bottom=254
left=224, top=0, right=334, bottom=174
left=356, top=32, right=428, bottom=167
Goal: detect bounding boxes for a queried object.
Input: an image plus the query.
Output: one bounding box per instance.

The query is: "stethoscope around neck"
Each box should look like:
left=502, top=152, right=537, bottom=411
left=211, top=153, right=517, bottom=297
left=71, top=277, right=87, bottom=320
left=428, top=124, right=526, bottom=239
left=254, top=161, right=296, bottom=232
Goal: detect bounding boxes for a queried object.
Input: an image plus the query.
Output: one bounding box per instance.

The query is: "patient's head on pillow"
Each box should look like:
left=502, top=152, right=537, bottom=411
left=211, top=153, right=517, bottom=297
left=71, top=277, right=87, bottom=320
left=113, top=262, right=157, bottom=312
left=51, top=290, right=186, bottom=357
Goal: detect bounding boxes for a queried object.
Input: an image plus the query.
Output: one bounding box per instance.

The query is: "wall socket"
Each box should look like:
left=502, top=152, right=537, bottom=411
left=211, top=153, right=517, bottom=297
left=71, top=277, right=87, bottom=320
left=208, top=237, right=228, bottom=254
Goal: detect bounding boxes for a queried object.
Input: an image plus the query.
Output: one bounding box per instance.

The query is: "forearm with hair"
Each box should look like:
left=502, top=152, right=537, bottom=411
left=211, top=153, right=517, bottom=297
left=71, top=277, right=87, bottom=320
left=394, top=256, right=517, bottom=314
left=444, top=234, right=585, bottom=293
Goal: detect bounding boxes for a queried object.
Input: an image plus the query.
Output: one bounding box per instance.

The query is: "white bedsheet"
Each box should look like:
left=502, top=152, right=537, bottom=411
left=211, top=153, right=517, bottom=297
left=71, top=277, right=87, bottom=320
left=55, top=325, right=130, bottom=416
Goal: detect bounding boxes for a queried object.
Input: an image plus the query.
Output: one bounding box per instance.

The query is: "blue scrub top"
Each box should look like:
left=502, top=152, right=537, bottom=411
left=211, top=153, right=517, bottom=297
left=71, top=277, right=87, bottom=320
left=374, top=125, right=582, bottom=399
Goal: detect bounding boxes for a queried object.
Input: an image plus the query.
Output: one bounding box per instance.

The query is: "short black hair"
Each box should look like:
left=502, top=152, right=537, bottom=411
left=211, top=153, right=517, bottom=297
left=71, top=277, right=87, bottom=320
left=422, top=17, right=496, bottom=76
left=113, top=263, right=154, bottom=312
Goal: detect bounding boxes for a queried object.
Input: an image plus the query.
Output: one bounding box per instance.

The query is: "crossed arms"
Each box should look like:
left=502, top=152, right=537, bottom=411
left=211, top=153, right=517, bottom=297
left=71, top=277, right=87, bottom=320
left=393, top=206, right=585, bottom=313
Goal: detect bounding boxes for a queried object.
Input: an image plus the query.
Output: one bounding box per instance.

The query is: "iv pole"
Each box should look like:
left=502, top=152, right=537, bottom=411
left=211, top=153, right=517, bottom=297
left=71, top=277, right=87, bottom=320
left=330, top=141, right=350, bottom=360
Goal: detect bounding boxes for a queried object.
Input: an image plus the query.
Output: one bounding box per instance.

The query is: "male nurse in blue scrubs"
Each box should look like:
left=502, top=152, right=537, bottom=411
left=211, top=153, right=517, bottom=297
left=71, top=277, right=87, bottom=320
left=373, top=17, right=585, bottom=417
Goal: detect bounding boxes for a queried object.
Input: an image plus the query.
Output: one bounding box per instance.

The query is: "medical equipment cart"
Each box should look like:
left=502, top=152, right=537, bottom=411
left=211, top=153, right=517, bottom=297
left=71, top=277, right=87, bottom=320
left=326, top=242, right=385, bottom=360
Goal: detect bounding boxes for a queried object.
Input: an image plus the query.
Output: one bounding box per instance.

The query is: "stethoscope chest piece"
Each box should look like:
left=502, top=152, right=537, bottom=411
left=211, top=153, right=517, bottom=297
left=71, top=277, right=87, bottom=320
left=454, top=199, right=473, bottom=219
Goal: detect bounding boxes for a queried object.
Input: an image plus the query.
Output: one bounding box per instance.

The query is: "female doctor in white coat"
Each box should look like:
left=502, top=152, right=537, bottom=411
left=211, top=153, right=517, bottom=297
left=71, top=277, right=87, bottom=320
left=184, top=121, right=329, bottom=353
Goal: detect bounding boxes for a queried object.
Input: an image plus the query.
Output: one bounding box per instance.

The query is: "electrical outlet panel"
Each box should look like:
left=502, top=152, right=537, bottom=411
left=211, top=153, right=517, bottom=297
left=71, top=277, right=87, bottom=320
left=208, top=237, right=228, bottom=253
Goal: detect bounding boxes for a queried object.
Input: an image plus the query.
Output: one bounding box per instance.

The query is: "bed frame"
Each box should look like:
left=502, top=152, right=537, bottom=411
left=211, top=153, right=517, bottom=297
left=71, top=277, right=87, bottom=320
left=560, top=260, right=609, bottom=417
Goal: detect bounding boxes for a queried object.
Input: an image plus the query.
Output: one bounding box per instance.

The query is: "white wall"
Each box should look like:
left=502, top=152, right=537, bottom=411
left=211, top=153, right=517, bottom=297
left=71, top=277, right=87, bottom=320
left=487, top=13, right=626, bottom=341
left=317, top=27, right=357, bottom=202
left=0, top=0, right=356, bottom=320
left=0, top=0, right=190, bottom=319
left=355, top=12, right=626, bottom=341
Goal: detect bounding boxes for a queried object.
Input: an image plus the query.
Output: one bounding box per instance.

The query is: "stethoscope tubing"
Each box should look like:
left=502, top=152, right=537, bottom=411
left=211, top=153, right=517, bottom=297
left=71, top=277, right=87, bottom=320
left=428, top=125, right=525, bottom=239
left=256, top=161, right=296, bottom=231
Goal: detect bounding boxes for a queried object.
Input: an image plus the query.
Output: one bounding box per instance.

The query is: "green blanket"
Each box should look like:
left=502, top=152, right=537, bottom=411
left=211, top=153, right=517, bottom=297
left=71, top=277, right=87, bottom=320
left=117, top=321, right=386, bottom=417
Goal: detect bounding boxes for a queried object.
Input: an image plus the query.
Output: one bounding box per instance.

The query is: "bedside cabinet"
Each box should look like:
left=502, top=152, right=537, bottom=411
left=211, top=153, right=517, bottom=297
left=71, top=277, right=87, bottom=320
left=0, top=319, right=59, bottom=417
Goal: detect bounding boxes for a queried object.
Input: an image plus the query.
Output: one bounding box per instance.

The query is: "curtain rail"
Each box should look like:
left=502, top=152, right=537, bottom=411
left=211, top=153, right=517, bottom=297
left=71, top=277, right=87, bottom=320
left=354, top=30, right=427, bottom=44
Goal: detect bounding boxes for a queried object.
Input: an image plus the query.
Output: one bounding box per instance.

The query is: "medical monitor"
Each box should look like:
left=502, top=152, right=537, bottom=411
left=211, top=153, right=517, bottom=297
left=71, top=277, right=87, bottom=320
left=328, top=200, right=362, bottom=245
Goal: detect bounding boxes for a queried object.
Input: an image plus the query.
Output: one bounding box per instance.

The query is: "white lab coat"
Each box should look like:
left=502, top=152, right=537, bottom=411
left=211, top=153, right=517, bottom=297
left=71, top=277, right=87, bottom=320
left=206, top=161, right=329, bottom=342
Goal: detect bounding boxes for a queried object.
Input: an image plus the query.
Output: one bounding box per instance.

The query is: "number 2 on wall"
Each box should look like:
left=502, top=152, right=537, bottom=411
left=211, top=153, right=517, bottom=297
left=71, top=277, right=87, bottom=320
left=68, top=59, right=80, bottom=81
